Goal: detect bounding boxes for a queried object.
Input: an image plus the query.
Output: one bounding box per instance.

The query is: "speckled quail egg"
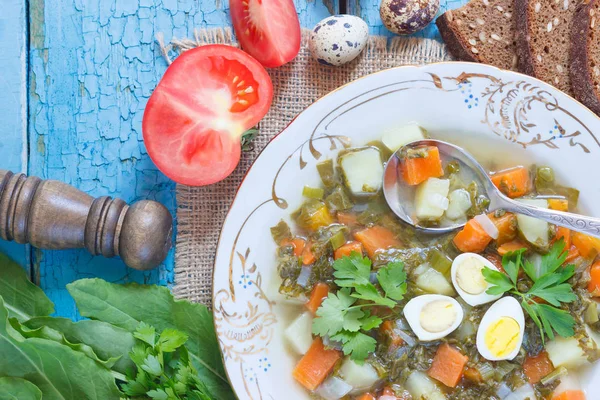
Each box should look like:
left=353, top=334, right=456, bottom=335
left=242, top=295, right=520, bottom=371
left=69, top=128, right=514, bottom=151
left=309, top=15, right=369, bottom=66
left=380, top=0, right=440, bottom=35
left=476, top=297, right=525, bottom=361
left=403, top=294, right=464, bottom=341
left=451, top=253, right=503, bottom=307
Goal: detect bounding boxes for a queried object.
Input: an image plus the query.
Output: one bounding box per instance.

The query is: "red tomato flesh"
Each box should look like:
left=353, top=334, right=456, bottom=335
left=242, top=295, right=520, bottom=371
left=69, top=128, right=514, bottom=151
left=230, top=0, right=301, bottom=68
left=143, top=45, right=273, bottom=186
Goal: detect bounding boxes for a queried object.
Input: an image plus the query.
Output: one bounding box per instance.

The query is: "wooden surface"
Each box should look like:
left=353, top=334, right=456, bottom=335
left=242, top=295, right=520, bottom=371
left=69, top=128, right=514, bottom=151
left=1, top=0, right=468, bottom=319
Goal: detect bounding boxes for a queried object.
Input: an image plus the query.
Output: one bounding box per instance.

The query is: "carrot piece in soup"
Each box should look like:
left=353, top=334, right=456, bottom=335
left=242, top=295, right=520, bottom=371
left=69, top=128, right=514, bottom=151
left=400, top=146, right=444, bottom=186
left=301, top=241, right=316, bottom=265
left=281, top=238, right=306, bottom=257
left=555, top=226, right=571, bottom=247
left=548, top=198, right=569, bottom=212
left=588, top=261, right=600, bottom=296
left=306, top=282, right=329, bottom=314
left=379, top=320, right=404, bottom=347
left=381, top=387, right=395, bottom=396
left=292, top=337, right=341, bottom=390
left=357, top=394, right=376, bottom=400
left=337, top=212, right=358, bottom=227
left=353, top=226, right=401, bottom=258
left=463, top=367, right=483, bottom=384
left=497, top=240, right=528, bottom=256
left=523, top=351, right=554, bottom=384
left=552, top=390, right=586, bottom=400
left=334, top=241, right=363, bottom=260
left=490, top=166, right=531, bottom=198
left=487, top=212, right=518, bottom=245
left=548, top=198, right=570, bottom=249
left=564, top=245, right=580, bottom=264
left=485, top=253, right=506, bottom=273
left=298, top=202, right=333, bottom=231
left=428, top=343, right=468, bottom=388
left=572, top=232, right=600, bottom=259
left=453, top=219, right=492, bottom=253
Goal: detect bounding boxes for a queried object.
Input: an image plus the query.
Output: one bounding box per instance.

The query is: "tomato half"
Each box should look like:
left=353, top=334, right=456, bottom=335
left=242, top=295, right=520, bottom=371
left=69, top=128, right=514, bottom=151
left=230, top=0, right=301, bottom=68
left=143, top=45, right=273, bottom=186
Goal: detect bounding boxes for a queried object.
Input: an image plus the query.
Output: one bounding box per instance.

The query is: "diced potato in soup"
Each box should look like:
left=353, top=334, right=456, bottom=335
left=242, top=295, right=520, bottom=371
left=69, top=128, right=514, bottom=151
left=414, top=264, right=456, bottom=296
left=415, top=178, right=450, bottom=220
left=545, top=337, right=589, bottom=370
left=339, top=358, right=379, bottom=391
left=446, top=188, right=472, bottom=220
left=515, top=198, right=549, bottom=248
left=405, top=371, right=446, bottom=400
left=339, top=147, right=384, bottom=195
left=285, top=312, right=314, bottom=355
left=381, top=123, right=427, bottom=152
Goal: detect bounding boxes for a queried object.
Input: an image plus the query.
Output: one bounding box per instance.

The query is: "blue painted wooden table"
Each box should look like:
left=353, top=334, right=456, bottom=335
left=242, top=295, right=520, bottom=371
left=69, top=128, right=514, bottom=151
left=1, top=0, right=467, bottom=319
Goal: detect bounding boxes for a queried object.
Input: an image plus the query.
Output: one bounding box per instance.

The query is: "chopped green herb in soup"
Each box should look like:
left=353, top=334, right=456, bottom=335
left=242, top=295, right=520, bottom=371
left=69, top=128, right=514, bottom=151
left=272, top=124, right=600, bottom=400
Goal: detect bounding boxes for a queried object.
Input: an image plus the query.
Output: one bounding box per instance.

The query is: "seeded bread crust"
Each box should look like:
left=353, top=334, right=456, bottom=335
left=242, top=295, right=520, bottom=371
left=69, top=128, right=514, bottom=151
left=436, top=12, right=480, bottom=63
left=436, top=0, right=518, bottom=70
left=514, top=0, right=536, bottom=77
left=515, top=0, right=578, bottom=94
left=571, top=0, right=600, bottom=115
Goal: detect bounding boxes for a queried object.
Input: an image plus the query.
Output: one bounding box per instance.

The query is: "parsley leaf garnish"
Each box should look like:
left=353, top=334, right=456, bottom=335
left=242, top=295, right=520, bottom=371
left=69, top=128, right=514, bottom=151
left=312, top=253, right=407, bottom=363
left=359, top=312, right=384, bottom=331
left=121, top=323, right=213, bottom=399
left=352, top=284, right=397, bottom=307
left=482, top=239, right=577, bottom=343
left=333, top=254, right=372, bottom=287
left=312, top=288, right=364, bottom=337
left=377, top=261, right=407, bottom=301
left=331, top=331, right=378, bottom=362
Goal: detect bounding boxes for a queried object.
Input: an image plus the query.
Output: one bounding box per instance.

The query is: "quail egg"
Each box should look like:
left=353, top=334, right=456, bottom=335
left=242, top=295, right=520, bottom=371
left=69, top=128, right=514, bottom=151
left=380, top=0, right=440, bottom=35
left=476, top=297, right=525, bottom=361
left=451, top=253, right=503, bottom=306
left=403, top=294, right=464, bottom=341
left=309, top=15, right=369, bottom=66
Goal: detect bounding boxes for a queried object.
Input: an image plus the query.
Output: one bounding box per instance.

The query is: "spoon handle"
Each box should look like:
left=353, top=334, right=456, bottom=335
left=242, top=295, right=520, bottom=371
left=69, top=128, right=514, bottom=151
left=496, top=197, right=600, bottom=239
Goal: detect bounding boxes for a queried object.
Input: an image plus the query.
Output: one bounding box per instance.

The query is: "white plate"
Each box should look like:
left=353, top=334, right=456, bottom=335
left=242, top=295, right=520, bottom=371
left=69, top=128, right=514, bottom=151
left=212, top=62, right=600, bottom=400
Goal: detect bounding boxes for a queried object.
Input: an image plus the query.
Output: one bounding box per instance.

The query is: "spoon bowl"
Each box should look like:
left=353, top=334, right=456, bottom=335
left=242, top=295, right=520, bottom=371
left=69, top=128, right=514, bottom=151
left=383, top=139, right=600, bottom=239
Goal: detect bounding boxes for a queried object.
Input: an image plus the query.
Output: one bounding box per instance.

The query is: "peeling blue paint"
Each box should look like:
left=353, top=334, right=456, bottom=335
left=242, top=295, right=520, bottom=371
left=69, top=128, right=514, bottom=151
left=25, top=0, right=342, bottom=319
left=0, top=0, right=29, bottom=269
left=12, top=0, right=467, bottom=319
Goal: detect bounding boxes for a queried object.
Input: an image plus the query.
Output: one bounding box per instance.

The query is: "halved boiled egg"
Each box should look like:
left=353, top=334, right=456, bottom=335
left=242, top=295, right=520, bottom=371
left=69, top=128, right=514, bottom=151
left=451, top=253, right=503, bottom=306
left=476, top=297, right=525, bottom=361
left=403, top=294, right=464, bottom=341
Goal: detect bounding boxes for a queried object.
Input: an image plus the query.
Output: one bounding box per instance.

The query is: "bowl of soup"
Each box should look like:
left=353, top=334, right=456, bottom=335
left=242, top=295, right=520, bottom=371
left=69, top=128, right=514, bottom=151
left=212, top=62, right=600, bottom=400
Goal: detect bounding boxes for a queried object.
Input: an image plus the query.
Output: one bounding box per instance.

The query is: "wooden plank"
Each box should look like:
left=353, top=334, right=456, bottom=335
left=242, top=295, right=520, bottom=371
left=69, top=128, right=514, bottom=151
left=28, top=0, right=338, bottom=318
left=348, top=0, right=468, bottom=39
left=0, top=0, right=30, bottom=270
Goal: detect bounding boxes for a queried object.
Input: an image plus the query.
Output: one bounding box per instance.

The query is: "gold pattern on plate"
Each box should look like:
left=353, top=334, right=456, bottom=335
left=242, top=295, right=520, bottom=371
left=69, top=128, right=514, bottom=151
left=213, top=67, right=600, bottom=400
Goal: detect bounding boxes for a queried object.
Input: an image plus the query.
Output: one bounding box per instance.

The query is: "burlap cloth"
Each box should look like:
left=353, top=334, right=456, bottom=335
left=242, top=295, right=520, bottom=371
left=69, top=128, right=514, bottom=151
left=168, top=28, right=451, bottom=307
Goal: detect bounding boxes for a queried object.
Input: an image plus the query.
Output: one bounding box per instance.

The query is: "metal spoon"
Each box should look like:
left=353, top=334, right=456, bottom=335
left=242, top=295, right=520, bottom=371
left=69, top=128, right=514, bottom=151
left=382, top=139, right=600, bottom=238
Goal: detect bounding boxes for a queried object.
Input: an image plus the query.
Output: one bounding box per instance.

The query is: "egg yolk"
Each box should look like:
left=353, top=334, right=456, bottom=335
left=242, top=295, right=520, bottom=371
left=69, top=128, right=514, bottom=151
left=456, top=257, right=487, bottom=295
left=484, top=317, right=521, bottom=358
left=420, top=300, right=457, bottom=333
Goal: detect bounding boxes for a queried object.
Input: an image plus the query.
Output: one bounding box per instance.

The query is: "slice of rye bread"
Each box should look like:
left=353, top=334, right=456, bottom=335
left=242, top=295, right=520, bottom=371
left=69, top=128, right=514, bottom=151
left=514, top=0, right=579, bottom=94
left=436, top=0, right=519, bottom=70
left=571, top=0, right=600, bottom=115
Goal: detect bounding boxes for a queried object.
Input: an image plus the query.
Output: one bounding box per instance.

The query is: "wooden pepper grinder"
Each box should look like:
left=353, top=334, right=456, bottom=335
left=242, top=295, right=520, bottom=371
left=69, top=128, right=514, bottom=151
left=0, top=170, right=173, bottom=270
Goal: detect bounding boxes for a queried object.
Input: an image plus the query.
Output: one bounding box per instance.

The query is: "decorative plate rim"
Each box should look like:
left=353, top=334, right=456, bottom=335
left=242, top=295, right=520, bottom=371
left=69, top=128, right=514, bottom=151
left=211, top=61, right=600, bottom=399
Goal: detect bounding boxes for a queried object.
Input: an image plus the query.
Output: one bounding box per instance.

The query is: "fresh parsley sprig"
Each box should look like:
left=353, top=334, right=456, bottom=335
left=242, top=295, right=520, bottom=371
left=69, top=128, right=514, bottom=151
left=120, top=322, right=213, bottom=400
left=482, top=240, right=577, bottom=343
left=312, top=253, right=407, bottom=363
